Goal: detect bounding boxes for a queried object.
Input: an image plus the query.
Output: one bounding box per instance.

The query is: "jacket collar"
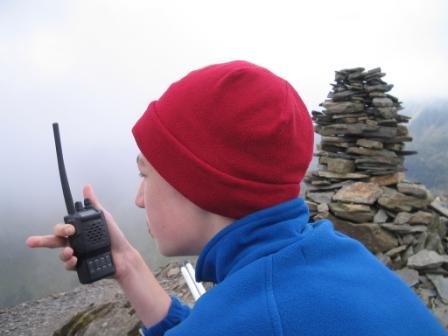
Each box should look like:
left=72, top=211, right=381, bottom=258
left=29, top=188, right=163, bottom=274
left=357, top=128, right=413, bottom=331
left=195, top=197, right=310, bottom=283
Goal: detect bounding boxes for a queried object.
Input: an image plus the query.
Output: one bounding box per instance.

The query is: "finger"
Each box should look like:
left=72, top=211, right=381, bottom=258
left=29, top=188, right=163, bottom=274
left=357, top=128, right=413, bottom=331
left=83, top=184, right=103, bottom=210
left=65, top=256, right=78, bottom=271
left=53, top=224, right=75, bottom=237
left=26, top=235, right=67, bottom=248
left=59, top=246, right=74, bottom=262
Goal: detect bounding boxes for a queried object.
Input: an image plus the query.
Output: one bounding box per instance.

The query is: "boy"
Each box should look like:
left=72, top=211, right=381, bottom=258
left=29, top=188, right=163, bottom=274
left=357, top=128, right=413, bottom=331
left=27, top=61, right=445, bottom=335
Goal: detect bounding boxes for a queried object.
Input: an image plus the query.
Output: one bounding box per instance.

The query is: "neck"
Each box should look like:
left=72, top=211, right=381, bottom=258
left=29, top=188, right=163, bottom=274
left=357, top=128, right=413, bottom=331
left=192, top=211, right=235, bottom=255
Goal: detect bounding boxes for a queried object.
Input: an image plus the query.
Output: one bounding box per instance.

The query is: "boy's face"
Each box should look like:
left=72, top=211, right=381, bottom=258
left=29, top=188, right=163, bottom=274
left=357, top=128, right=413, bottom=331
left=135, top=154, right=228, bottom=256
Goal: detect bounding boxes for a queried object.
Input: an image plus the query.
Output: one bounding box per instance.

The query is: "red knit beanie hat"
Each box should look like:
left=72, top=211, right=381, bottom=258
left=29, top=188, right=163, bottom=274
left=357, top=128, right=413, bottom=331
left=132, top=60, right=314, bottom=219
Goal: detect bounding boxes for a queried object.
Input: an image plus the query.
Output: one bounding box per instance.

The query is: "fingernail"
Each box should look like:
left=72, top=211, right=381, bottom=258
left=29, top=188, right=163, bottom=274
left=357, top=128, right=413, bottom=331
left=66, top=227, right=75, bottom=235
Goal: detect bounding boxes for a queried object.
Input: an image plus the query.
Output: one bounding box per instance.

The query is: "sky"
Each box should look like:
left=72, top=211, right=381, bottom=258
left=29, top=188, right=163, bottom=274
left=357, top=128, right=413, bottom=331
left=0, top=0, right=447, bottom=305
left=1, top=0, right=447, bottom=202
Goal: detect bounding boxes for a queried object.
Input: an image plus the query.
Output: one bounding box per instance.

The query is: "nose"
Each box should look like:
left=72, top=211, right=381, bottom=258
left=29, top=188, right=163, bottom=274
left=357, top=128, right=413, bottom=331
left=135, top=181, right=145, bottom=208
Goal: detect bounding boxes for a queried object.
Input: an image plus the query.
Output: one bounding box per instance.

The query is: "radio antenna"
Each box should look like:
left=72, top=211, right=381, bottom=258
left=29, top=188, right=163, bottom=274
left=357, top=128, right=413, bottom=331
left=52, top=123, right=76, bottom=215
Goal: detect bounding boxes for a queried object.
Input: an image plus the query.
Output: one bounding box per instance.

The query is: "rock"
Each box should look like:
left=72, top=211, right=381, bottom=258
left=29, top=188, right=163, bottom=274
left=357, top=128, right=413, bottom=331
left=381, top=223, right=427, bottom=234
left=0, top=279, right=136, bottom=336
left=385, top=245, right=407, bottom=257
left=167, top=267, right=180, bottom=278
left=366, top=119, right=378, bottom=126
left=347, top=71, right=364, bottom=81
left=432, top=302, right=448, bottom=329
left=385, top=143, right=403, bottom=151
left=391, top=255, right=405, bottom=269
left=365, top=83, right=394, bottom=93
left=326, top=158, right=355, bottom=174
left=321, top=140, right=353, bottom=149
left=377, top=253, right=392, bottom=266
left=425, top=232, right=444, bottom=254
left=397, top=149, right=418, bottom=156
left=414, top=232, right=428, bottom=254
left=356, top=138, right=383, bottom=149
left=333, top=182, right=382, bottom=205
left=364, top=67, right=382, bottom=77
left=317, top=203, right=329, bottom=213
left=309, top=178, right=332, bottom=186
left=378, top=187, right=431, bottom=212
left=317, top=123, right=374, bottom=136
left=431, top=197, right=448, bottom=217
left=401, top=234, right=415, bottom=245
left=322, top=101, right=365, bottom=114
left=372, top=97, right=394, bottom=107
left=409, top=211, right=433, bottom=225
left=53, top=302, right=140, bottom=336
left=338, top=67, right=365, bottom=74
left=381, top=136, right=413, bottom=144
left=416, top=287, right=437, bottom=306
left=329, top=215, right=397, bottom=253
left=355, top=156, right=403, bottom=166
left=377, top=107, right=398, bottom=119
left=2, top=260, right=222, bottom=336
left=306, top=191, right=335, bottom=204
left=329, top=90, right=357, bottom=101
left=306, top=201, right=318, bottom=213
left=370, top=172, right=405, bottom=186
left=440, top=217, right=448, bottom=236
left=374, top=209, right=388, bottom=223
left=402, top=245, right=415, bottom=265
left=347, top=147, right=397, bottom=158
left=394, top=212, right=412, bottom=225
left=321, top=136, right=355, bottom=144
left=355, top=166, right=402, bottom=176
left=407, top=250, right=448, bottom=270
left=428, top=214, right=447, bottom=237
left=328, top=202, right=374, bottom=223
left=395, top=268, right=420, bottom=287
left=397, top=183, right=431, bottom=199
left=427, top=274, right=448, bottom=304
left=397, top=125, right=409, bottom=136
left=313, top=171, right=369, bottom=180
left=363, top=126, right=397, bottom=139
left=306, top=180, right=353, bottom=192
left=317, top=151, right=356, bottom=161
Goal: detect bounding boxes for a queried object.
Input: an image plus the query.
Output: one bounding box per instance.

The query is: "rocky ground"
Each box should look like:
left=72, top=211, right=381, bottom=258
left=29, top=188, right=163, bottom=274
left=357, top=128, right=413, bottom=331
left=0, top=262, right=197, bottom=336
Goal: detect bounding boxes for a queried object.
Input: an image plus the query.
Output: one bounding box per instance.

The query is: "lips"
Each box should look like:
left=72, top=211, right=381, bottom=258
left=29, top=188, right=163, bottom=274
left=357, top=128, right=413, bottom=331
left=148, top=227, right=154, bottom=238
left=145, top=216, right=154, bottom=237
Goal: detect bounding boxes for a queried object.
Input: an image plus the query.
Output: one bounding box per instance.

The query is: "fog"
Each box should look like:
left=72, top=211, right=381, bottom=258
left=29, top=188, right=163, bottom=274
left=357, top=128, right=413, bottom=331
left=1, top=0, right=447, bottom=307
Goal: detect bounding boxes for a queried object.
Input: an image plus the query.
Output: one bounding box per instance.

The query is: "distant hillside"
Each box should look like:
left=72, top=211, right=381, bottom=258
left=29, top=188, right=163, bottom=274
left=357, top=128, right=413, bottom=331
left=404, top=99, right=448, bottom=194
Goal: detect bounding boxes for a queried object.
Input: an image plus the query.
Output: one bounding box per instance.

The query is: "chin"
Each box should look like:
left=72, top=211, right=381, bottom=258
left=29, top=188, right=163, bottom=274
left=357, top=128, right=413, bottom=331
left=156, top=242, right=176, bottom=257
left=157, top=243, right=196, bottom=257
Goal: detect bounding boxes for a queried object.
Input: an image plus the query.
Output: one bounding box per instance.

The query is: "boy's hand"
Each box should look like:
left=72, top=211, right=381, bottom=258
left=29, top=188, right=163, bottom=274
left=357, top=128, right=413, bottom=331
left=26, top=184, right=139, bottom=281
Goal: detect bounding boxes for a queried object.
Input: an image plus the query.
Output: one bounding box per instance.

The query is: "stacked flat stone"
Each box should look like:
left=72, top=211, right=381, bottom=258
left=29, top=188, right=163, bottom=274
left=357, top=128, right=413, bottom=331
left=304, top=67, right=448, bottom=327
left=311, top=66, right=415, bottom=179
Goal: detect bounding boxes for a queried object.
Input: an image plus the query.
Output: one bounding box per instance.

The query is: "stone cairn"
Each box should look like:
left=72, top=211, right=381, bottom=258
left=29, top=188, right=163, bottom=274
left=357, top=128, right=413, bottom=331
left=304, top=67, right=448, bottom=326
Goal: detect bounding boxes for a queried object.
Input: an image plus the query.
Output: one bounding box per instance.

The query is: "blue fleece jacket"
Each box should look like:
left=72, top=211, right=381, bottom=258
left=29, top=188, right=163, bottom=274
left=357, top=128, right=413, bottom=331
left=142, top=197, right=446, bottom=335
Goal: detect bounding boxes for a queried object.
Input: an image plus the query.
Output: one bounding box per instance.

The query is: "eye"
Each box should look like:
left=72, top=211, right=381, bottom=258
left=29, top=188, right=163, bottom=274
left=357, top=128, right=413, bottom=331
left=138, top=172, right=146, bottom=178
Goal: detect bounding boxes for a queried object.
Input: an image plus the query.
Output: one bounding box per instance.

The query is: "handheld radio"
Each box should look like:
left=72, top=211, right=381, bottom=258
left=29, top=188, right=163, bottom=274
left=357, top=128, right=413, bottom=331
left=52, top=123, right=115, bottom=284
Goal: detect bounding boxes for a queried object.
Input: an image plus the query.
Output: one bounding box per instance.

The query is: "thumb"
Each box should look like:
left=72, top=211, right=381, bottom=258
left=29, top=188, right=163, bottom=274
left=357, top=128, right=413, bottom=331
left=83, top=184, right=103, bottom=210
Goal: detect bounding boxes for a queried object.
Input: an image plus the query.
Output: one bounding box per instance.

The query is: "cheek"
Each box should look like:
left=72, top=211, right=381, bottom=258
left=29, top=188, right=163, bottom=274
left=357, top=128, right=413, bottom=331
left=143, top=182, right=169, bottom=230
